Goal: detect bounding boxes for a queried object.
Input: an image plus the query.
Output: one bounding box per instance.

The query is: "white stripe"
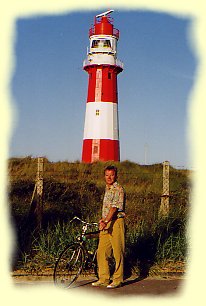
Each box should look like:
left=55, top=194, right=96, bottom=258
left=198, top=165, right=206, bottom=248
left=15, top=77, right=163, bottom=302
left=83, top=102, right=119, bottom=140
left=87, top=54, right=116, bottom=66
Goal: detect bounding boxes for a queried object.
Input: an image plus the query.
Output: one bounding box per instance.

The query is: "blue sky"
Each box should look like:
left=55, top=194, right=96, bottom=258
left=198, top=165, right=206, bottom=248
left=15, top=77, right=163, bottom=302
left=10, top=10, right=196, bottom=168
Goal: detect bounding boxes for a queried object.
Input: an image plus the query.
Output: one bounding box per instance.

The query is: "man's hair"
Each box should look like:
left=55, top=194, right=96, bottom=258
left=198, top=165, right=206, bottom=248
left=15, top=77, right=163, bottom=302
left=104, top=165, right=118, bottom=176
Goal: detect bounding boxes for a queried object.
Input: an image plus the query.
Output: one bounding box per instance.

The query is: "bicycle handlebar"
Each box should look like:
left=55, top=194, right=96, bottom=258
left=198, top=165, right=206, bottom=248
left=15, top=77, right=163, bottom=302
left=70, top=216, right=98, bottom=227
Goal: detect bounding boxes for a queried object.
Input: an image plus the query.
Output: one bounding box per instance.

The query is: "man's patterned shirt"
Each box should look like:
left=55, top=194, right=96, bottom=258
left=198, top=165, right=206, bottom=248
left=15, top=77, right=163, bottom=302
left=102, top=181, right=125, bottom=219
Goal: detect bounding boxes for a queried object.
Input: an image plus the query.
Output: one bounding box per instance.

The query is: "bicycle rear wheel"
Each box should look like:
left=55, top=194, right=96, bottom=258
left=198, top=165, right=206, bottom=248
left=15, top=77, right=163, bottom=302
left=53, top=243, right=84, bottom=288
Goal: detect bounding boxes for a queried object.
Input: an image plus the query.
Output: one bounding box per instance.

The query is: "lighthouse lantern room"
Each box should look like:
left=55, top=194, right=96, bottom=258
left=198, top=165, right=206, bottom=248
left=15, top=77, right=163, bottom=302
left=82, top=10, right=123, bottom=163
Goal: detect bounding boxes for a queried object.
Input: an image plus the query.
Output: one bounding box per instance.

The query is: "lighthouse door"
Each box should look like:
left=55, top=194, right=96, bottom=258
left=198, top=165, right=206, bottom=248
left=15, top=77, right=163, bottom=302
left=91, top=139, right=100, bottom=162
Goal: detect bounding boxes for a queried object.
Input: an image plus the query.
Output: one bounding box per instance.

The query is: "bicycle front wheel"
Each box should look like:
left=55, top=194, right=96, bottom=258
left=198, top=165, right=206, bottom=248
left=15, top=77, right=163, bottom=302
left=53, top=243, right=84, bottom=288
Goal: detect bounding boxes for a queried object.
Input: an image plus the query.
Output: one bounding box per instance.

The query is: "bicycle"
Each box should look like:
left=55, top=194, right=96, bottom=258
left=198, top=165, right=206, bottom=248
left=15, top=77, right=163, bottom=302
left=53, top=216, right=99, bottom=289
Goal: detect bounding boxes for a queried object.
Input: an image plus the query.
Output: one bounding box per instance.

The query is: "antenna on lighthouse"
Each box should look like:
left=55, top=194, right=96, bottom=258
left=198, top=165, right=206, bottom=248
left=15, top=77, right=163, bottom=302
left=96, top=9, right=114, bottom=18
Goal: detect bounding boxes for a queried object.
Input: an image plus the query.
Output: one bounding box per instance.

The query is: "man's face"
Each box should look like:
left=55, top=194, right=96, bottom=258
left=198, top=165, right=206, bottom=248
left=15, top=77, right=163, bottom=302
left=105, top=170, right=117, bottom=186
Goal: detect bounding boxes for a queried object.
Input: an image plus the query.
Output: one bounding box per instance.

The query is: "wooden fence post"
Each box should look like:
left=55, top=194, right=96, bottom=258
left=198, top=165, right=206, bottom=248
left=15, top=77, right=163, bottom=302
left=159, top=161, right=170, bottom=218
left=35, top=157, right=44, bottom=229
left=28, top=157, right=44, bottom=231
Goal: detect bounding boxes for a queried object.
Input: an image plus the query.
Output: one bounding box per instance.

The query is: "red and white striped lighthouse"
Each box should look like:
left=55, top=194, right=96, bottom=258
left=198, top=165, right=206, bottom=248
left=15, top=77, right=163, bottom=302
left=82, top=10, right=123, bottom=163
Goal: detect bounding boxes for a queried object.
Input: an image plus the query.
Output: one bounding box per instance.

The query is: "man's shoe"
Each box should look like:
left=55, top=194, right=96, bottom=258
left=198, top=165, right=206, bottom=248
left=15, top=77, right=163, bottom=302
left=107, top=282, right=122, bottom=289
left=92, top=280, right=109, bottom=287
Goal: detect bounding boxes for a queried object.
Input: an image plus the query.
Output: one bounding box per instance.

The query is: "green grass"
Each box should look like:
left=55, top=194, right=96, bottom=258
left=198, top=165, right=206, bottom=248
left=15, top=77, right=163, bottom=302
left=9, top=157, right=190, bottom=275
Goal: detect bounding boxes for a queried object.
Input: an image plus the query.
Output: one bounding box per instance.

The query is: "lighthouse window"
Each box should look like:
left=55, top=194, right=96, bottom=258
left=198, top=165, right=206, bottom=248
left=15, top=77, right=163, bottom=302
left=108, top=72, right=111, bottom=79
left=92, top=39, right=111, bottom=48
left=92, top=40, right=100, bottom=48
left=103, top=40, right=111, bottom=48
left=96, top=109, right=100, bottom=116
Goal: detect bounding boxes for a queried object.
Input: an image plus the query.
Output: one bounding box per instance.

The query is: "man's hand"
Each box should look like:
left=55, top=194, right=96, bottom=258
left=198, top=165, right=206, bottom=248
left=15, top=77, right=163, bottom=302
left=99, top=219, right=107, bottom=231
left=99, top=207, right=118, bottom=230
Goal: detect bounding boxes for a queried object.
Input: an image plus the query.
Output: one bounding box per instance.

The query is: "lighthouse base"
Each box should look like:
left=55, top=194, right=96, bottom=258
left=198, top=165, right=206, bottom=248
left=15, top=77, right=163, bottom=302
left=82, top=139, right=120, bottom=163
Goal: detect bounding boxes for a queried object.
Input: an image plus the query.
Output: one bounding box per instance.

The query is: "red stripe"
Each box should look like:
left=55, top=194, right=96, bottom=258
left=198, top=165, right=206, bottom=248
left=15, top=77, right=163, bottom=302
left=84, top=65, right=120, bottom=103
left=99, top=139, right=120, bottom=161
left=82, top=139, right=93, bottom=163
left=82, top=139, right=120, bottom=163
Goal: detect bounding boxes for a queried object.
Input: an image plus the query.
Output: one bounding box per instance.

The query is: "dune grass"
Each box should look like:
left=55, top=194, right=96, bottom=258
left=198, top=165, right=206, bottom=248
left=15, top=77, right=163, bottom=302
left=9, top=157, right=190, bottom=276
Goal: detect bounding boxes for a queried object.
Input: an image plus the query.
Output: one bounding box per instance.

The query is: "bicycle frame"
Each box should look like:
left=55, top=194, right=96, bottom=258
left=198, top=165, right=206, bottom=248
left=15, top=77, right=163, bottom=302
left=53, top=216, right=99, bottom=288
left=73, top=217, right=99, bottom=272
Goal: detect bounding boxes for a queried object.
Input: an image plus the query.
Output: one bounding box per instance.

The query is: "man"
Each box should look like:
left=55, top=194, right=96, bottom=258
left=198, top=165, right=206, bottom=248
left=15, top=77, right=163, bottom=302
left=92, top=165, right=125, bottom=289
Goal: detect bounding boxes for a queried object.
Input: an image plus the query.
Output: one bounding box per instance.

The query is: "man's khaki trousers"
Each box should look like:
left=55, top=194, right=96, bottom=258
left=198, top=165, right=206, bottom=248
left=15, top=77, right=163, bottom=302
left=97, top=218, right=125, bottom=284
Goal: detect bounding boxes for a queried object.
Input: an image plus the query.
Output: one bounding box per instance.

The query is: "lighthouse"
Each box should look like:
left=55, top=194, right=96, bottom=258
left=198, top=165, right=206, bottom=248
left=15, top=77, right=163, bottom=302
left=82, top=10, right=123, bottom=163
